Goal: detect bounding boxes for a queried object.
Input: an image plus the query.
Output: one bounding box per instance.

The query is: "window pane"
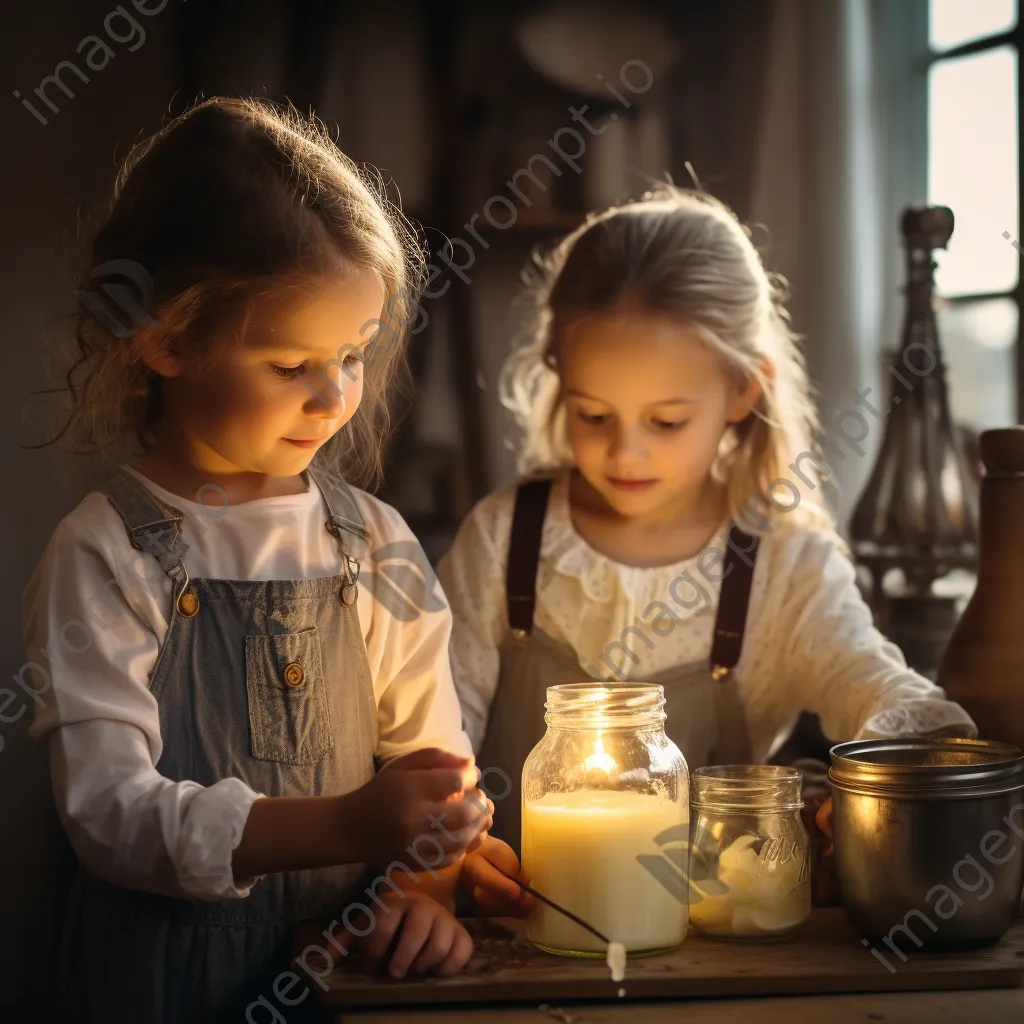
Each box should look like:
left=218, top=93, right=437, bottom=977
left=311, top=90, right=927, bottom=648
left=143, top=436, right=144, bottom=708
left=928, top=46, right=1019, bottom=296
left=936, top=298, right=1018, bottom=429
left=930, top=0, right=1016, bottom=51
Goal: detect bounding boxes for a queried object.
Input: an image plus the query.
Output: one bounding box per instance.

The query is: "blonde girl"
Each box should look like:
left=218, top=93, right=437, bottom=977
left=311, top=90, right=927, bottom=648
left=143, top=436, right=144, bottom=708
left=23, top=98, right=507, bottom=1024
left=439, top=186, right=976, bottom=871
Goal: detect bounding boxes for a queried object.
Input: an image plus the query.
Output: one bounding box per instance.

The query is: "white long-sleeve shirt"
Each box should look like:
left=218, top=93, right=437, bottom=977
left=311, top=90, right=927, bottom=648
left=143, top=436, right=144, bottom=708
left=436, top=472, right=976, bottom=757
left=21, top=468, right=471, bottom=902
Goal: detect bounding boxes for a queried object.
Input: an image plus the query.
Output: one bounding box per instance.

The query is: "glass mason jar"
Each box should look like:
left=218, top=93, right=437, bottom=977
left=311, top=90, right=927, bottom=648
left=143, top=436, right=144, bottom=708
left=688, top=766, right=811, bottom=940
left=521, top=682, right=688, bottom=957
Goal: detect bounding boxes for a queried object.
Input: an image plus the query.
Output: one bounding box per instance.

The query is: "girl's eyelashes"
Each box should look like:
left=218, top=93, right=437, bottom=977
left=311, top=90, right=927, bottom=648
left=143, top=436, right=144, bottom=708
left=269, top=351, right=363, bottom=381
left=269, top=363, right=306, bottom=380
left=572, top=407, right=687, bottom=431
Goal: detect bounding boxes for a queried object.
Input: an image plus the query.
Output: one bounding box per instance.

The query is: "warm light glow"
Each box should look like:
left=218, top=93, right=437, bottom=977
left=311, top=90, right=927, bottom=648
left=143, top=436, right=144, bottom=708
left=583, top=734, right=618, bottom=775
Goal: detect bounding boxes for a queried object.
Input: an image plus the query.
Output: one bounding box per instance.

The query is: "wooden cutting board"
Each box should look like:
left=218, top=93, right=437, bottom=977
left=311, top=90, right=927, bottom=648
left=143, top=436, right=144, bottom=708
left=307, top=909, right=1024, bottom=1008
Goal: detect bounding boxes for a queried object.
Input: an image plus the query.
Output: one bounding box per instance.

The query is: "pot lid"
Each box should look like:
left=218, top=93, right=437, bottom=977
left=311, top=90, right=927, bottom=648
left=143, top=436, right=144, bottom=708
left=829, top=737, right=1024, bottom=798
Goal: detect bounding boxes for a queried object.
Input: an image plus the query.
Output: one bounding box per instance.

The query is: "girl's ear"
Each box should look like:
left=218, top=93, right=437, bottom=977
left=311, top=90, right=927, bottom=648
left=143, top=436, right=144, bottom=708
left=727, top=360, right=772, bottom=423
left=133, top=329, right=183, bottom=378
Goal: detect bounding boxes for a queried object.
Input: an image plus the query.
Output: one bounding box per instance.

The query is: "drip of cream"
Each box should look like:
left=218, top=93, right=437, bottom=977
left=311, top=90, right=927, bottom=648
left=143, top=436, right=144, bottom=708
left=605, top=940, right=626, bottom=983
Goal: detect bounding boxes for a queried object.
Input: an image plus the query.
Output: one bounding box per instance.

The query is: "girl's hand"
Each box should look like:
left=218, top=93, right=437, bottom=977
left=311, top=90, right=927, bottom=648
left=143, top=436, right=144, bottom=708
left=814, top=796, right=834, bottom=856
left=460, top=836, right=536, bottom=917
left=383, top=747, right=495, bottom=857
left=335, top=890, right=474, bottom=979
left=341, top=747, right=493, bottom=868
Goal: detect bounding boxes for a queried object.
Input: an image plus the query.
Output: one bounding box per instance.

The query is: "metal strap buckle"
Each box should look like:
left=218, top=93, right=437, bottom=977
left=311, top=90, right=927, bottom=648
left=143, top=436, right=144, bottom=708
left=174, top=563, right=199, bottom=617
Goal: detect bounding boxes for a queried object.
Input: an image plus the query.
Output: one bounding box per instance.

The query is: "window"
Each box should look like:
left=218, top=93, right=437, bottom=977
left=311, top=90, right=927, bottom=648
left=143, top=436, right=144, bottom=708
left=927, top=0, right=1021, bottom=428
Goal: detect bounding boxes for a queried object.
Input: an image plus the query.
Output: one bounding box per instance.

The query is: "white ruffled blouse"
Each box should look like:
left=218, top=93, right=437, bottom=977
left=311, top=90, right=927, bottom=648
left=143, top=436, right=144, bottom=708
left=436, top=472, right=977, bottom=758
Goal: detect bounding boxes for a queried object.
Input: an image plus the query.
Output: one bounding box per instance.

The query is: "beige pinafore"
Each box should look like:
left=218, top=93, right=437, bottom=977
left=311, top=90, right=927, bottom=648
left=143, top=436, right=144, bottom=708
left=477, top=478, right=759, bottom=853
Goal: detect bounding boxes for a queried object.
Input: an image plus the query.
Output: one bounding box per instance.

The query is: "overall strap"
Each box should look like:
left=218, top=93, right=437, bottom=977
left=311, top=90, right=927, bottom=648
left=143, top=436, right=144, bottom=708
left=506, top=478, right=554, bottom=638
left=306, top=465, right=371, bottom=608
left=306, top=466, right=370, bottom=559
left=709, top=525, right=760, bottom=680
left=102, top=470, right=189, bottom=587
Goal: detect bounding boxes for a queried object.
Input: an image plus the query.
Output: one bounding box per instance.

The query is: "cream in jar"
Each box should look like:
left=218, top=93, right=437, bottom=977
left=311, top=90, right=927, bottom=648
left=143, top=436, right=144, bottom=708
left=688, top=766, right=811, bottom=939
left=688, top=833, right=811, bottom=936
left=523, top=789, right=687, bottom=953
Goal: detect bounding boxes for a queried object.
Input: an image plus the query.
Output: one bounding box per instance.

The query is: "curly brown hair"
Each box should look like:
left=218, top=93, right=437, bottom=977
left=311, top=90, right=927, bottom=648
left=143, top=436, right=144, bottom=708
left=45, top=96, right=424, bottom=490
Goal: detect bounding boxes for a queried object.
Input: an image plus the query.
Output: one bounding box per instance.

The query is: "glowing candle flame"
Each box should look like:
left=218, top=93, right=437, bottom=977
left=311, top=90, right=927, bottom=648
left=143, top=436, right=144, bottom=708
left=583, top=734, right=617, bottom=775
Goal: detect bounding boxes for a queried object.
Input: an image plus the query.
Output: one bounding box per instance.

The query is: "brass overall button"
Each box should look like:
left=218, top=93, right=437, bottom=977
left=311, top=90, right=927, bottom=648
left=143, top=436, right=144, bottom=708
left=177, top=591, right=199, bottom=617
left=282, top=662, right=305, bottom=688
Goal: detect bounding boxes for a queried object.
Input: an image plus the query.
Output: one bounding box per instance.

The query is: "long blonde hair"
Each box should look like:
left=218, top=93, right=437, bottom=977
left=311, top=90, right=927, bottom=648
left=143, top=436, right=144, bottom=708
left=500, top=185, right=836, bottom=533
left=40, top=97, right=424, bottom=490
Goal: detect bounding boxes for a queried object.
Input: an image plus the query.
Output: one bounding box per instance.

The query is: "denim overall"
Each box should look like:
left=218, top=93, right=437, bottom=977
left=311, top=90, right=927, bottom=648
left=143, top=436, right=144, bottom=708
left=54, top=467, right=376, bottom=1023
left=478, top=478, right=758, bottom=854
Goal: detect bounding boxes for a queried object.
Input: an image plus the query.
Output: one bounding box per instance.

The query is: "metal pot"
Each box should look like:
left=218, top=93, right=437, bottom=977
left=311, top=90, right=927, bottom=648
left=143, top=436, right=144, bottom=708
left=829, top=738, right=1024, bottom=951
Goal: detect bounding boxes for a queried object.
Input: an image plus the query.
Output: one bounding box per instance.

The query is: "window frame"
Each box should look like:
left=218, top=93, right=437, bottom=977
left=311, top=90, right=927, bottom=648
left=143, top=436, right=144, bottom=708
left=925, top=5, right=1023, bottom=421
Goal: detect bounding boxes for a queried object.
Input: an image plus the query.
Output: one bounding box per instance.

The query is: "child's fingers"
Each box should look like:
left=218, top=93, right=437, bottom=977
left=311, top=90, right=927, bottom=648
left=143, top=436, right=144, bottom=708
left=464, top=828, right=489, bottom=855
left=481, top=837, right=523, bottom=877
left=433, top=789, right=492, bottom=835
left=455, top=815, right=492, bottom=852
left=450, top=786, right=492, bottom=816
left=436, top=923, right=474, bottom=976
left=469, top=885, right=510, bottom=917
left=464, top=787, right=494, bottom=819
left=426, top=817, right=490, bottom=857
left=467, top=790, right=494, bottom=830
left=420, top=769, right=473, bottom=803
left=409, top=913, right=461, bottom=975
left=320, top=920, right=360, bottom=960
left=462, top=848, right=522, bottom=901
left=461, top=787, right=495, bottom=817
left=386, top=901, right=436, bottom=979
left=360, top=903, right=404, bottom=973
left=450, top=762, right=482, bottom=793
left=425, top=820, right=483, bottom=858
left=468, top=840, right=537, bottom=913
left=470, top=884, right=534, bottom=918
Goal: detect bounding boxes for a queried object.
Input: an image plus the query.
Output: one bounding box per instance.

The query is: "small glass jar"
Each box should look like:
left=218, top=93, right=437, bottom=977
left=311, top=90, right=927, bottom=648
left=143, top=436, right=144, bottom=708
left=688, top=766, right=811, bottom=940
left=521, top=682, right=688, bottom=957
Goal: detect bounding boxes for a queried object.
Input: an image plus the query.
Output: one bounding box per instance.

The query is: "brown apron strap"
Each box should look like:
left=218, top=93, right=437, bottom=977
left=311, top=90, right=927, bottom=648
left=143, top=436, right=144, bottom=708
left=505, top=478, right=554, bottom=636
left=709, top=525, right=760, bottom=679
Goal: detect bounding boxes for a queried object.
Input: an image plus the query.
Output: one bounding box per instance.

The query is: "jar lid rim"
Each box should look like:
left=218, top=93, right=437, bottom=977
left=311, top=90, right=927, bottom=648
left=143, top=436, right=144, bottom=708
left=693, top=765, right=803, bottom=781
left=691, top=765, right=804, bottom=810
left=544, top=681, right=666, bottom=724
left=546, top=682, right=665, bottom=696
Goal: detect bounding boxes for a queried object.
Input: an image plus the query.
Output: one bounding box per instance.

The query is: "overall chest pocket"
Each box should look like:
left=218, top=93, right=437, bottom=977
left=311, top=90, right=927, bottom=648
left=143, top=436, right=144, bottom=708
left=245, top=627, right=334, bottom=764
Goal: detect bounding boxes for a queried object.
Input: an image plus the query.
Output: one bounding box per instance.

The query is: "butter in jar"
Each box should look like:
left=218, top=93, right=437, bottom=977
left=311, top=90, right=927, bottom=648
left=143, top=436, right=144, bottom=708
left=688, top=765, right=811, bottom=939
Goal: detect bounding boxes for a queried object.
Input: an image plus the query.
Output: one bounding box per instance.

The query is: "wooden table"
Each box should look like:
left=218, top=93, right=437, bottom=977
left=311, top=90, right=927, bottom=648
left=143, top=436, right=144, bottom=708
left=334, top=989, right=1024, bottom=1023
left=311, top=909, right=1024, bottom=1022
